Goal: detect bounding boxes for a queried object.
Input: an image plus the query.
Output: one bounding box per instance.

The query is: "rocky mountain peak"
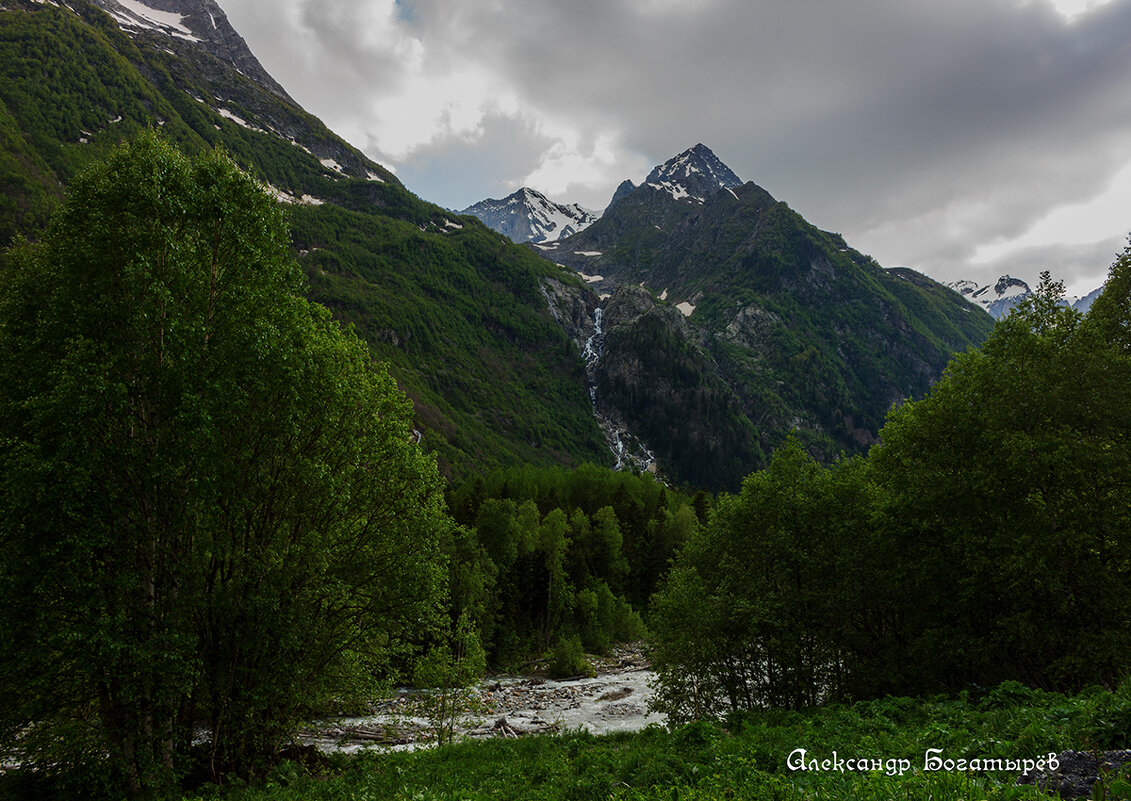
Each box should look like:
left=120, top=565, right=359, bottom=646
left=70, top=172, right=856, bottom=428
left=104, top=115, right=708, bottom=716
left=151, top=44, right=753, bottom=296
left=993, top=274, right=1030, bottom=297
left=641, top=143, right=743, bottom=204
left=90, top=0, right=292, bottom=100
left=947, top=275, right=1031, bottom=319
left=460, top=187, right=599, bottom=244
left=606, top=179, right=638, bottom=211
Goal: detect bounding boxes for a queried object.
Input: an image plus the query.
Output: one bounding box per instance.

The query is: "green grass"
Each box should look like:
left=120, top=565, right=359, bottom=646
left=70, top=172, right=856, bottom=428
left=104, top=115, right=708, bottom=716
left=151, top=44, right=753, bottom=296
left=139, top=679, right=1128, bottom=801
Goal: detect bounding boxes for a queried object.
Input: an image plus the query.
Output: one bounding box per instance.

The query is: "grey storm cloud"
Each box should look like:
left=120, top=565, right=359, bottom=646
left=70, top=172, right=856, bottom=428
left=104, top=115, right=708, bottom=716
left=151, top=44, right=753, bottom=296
left=220, top=0, right=1131, bottom=295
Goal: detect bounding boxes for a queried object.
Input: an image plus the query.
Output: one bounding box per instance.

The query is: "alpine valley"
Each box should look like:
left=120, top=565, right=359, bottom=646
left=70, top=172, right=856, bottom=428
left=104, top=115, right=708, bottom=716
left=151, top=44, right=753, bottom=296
left=0, top=0, right=995, bottom=490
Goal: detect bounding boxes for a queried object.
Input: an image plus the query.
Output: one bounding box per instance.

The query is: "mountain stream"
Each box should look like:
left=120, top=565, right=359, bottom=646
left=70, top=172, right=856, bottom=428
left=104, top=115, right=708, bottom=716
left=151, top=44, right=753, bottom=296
left=301, top=644, right=664, bottom=753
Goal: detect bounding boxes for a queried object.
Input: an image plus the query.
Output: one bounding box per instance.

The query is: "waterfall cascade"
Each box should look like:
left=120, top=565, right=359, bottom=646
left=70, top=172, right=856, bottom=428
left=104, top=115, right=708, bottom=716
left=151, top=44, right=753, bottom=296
left=583, top=305, right=655, bottom=474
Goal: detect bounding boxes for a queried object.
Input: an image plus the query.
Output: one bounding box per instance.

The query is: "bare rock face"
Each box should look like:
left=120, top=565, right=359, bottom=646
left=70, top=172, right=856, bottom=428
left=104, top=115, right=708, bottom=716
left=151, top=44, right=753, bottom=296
left=540, top=277, right=599, bottom=349
left=724, top=304, right=781, bottom=356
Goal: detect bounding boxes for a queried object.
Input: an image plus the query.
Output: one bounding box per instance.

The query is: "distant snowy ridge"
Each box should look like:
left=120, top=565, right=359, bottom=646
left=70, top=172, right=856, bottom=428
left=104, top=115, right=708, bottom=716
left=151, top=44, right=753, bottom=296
left=1071, top=284, right=1104, bottom=314
left=460, top=187, right=599, bottom=244
left=947, top=275, right=1105, bottom=320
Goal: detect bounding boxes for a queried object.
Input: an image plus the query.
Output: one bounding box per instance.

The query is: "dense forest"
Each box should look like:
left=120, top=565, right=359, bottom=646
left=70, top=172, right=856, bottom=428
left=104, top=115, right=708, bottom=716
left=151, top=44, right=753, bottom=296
left=0, top=133, right=1128, bottom=799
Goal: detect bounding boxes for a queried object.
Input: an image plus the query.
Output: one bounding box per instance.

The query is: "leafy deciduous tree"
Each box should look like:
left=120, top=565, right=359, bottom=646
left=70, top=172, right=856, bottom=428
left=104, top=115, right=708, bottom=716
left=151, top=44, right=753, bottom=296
left=874, top=270, right=1131, bottom=692
left=0, top=132, right=448, bottom=793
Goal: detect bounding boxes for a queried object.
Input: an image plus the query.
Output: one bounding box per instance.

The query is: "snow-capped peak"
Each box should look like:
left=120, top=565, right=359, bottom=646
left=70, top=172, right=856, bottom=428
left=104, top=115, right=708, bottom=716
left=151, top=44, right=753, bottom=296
left=948, top=275, right=1032, bottom=319
left=461, top=188, right=599, bottom=244
left=947, top=274, right=1104, bottom=320
left=642, top=143, right=743, bottom=204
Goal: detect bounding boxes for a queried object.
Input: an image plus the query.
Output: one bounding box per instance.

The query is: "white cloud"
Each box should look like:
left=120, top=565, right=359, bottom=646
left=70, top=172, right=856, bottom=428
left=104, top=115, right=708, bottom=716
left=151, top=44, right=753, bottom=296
left=972, top=157, right=1131, bottom=264
left=519, top=131, right=650, bottom=209
left=220, top=0, right=1131, bottom=294
left=1043, top=0, right=1116, bottom=20
left=365, top=65, right=521, bottom=159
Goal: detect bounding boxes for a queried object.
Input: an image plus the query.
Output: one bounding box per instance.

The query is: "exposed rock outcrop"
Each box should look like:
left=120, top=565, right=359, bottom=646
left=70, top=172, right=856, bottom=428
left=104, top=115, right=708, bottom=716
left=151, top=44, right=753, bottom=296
left=1018, top=750, right=1131, bottom=799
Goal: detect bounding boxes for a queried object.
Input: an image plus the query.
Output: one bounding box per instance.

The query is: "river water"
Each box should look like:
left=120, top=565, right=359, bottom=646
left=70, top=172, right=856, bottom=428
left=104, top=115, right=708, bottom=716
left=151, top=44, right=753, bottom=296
left=302, top=645, right=665, bottom=753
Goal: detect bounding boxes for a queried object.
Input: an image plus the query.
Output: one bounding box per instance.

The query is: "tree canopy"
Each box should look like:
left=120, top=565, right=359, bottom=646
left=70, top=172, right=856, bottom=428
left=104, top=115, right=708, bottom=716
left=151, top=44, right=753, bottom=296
left=0, top=132, right=449, bottom=794
left=648, top=261, right=1131, bottom=719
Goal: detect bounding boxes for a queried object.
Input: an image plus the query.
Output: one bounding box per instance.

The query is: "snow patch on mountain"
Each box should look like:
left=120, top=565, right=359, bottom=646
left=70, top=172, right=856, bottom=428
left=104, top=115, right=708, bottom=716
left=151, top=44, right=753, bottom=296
left=265, top=183, right=325, bottom=206
left=641, top=143, right=743, bottom=205
left=647, top=180, right=696, bottom=203
left=948, top=275, right=1105, bottom=320
left=215, top=107, right=258, bottom=131
left=110, top=0, right=201, bottom=41
left=461, top=187, right=599, bottom=244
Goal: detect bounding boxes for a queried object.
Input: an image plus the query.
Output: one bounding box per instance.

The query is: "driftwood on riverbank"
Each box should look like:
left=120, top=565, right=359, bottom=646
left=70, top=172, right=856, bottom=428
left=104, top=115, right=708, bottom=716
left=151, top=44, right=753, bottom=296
left=465, top=715, right=561, bottom=739
left=300, top=722, right=429, bottom=747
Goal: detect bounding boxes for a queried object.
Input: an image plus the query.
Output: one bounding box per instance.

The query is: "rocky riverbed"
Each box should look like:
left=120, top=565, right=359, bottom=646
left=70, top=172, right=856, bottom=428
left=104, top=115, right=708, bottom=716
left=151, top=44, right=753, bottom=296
left=300, top=644, right=665, bottom=752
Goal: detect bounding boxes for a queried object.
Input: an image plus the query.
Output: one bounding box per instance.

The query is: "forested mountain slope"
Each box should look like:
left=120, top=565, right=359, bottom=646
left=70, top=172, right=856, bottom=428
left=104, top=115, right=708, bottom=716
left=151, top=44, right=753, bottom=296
left=0, top=0, right=609, bottom=479
left=541, top=146, right=996, bottom=487
left=0, top=3, right=996, bottom=490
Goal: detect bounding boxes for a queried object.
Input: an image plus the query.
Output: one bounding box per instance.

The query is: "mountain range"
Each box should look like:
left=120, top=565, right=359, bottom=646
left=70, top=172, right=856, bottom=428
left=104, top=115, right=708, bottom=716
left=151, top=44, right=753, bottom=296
left=526, top=143, right=995, bottom=486
left=467, top=148, right=1106, bottom=325
left=947, top=275, right=1104, bottom=319
left=0, top=0, right=1004, bottom=488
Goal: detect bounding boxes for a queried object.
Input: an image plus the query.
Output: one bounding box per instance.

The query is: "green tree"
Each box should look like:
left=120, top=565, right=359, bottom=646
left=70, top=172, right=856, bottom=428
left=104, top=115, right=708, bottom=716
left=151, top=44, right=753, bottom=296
left=0, top=132, right=448, bottom=794
left=648, top=439, right=873, bottom=720
left=872, top=270, right=1131, bottom=692
left=411, top=610, right=487, bottom=746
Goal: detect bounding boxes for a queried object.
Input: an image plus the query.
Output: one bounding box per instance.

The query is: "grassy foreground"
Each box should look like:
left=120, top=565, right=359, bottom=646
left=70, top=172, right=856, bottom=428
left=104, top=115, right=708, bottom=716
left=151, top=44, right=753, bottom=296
left=89, top=679, right=1129, bottom=801
left=3, top=679, right=1128, bottom=800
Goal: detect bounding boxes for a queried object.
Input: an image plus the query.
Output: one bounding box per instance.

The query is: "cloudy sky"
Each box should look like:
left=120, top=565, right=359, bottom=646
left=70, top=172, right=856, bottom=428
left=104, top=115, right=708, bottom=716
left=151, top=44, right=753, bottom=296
left=220, top=0, right=1131, bottom=297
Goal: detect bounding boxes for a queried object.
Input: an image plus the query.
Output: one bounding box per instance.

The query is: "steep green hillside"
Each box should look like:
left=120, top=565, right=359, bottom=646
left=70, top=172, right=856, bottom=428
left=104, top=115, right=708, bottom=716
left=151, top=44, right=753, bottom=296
left=548, top=174, right=995, bottom=487
left=0, top=0, right=609, bottom=479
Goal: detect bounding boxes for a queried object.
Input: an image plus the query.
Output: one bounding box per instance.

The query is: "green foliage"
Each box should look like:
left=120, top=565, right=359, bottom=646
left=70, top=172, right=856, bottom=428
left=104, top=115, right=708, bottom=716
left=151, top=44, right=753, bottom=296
left=6, top=680, right=1118, bottom=801
left=412, top=611, right=488, bottom=746
left=0, top=94, right=60, bottom=245
left=0, top=133, right=449, bottom=795
left=872, top=269, right=1131, bottom=693
left=650, top=258, right=1131, bottom=715
left=293, top=202, right=609, bottom=482
left=597, top=309, right=764, bottom=489
left=548, top=635, right=593, bottom=679
left=449, top=464, right=691, bottom=667
left=0, top=1, right=204, bottom=187
left=649, top=439, right=875, bottom=720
